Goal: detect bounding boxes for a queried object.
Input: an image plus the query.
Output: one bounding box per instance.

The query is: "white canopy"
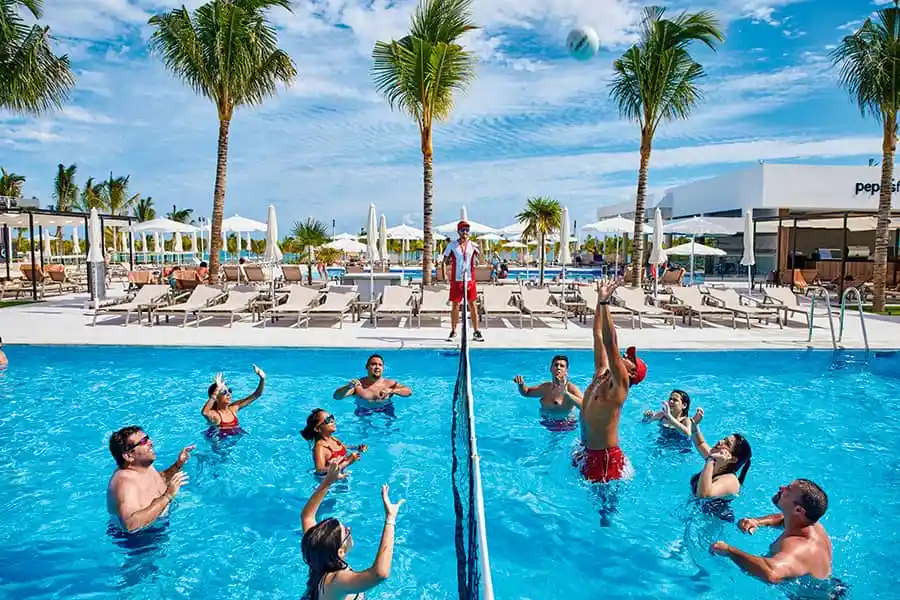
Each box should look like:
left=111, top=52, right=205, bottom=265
left=502, top=241, right=528, bottom=249
left=667, top=242, right=727, bottom=257
left=496, top=222, right=526, bottom=238
left=326, top=238, right=366, bottom=253
left=435, top=219, right=497, bottom=235
left=582, top=215, right=653, bottom=235
left=478, top=233, right=503, bottom=242
left=386, top=224, right=424, bottom=240
left=332, top=232, right=358, bottom=240
left=132, top=218, right=198, bottom=233
left=221, top=214, right=266, bottom=233
left=663, top=216, right=734, bottom=236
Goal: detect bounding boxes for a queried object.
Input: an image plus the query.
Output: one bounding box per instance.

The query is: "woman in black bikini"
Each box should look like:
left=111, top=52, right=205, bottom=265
left=301, top=409, right=367, bottom=473
left=201, top=365, right=266, bottom=436
left=300, top=462, right=404, bottom=599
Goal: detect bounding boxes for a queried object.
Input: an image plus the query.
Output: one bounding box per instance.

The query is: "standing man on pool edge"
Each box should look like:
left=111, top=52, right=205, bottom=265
left=576, top=280, right=647, bottom=484
left=442, top=220, right=484, bottom=343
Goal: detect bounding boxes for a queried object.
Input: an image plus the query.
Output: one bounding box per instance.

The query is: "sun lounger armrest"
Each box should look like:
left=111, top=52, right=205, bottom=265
left=705, top=295, right=726, bottom=308
left=738, top=294, right=763, bottom=307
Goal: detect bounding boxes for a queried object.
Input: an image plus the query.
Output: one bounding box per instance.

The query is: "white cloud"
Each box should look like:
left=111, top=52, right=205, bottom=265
left=837, top=19, right=864, bottom=31
left=60, top=106, right=115, bottom=125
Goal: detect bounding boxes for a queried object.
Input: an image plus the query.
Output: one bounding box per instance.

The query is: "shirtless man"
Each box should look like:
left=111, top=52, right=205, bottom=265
left=106, top=426, right=195, bottom=533
left=333, top=354, right=412, bottom=415
left=513, top=355, right=583, bottom=431
left=576, top=280, right=647, bottom=483
left=712, top=479, right=833, bottom=585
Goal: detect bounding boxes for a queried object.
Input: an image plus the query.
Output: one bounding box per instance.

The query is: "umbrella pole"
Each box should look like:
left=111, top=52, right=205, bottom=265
left=690, top=235, right=696, bottom=286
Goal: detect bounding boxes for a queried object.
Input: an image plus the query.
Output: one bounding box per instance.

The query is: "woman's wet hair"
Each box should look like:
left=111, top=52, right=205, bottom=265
left=301, top=517, right=348, bottom=600
left=301, top=409, right=327, bottom=441
left=691, top=433, right=753, bottom=492
left=672, top=389, right=691, bottom=412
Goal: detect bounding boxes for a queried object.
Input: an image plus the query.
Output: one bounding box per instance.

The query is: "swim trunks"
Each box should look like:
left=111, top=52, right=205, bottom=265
left=574, top=445, right=627, bottom=483
left=449, top=280, right=477, bottom=303
left=540, top=415, right=577, bottom=432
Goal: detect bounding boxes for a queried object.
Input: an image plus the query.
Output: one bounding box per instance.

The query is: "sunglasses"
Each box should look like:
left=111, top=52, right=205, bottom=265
left=126, top=435, right=150, bottom=452
left=317, top=414, right=335, bottom=429
left=459, top=228, right=470, bottom=233
left=341, top=524, right=352, bottom=547
left=217, top=387, right=231, bottom=397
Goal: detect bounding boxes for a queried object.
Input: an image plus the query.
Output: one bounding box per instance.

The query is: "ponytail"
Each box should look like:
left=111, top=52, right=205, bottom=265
left=302, top=409, right=326, bottom=442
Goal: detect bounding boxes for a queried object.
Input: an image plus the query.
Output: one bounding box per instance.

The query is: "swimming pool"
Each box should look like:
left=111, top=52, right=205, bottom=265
left=1, top=346, right=897, bottom=599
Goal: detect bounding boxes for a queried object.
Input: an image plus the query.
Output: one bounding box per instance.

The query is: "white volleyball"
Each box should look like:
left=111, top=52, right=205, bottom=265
left=566, top=26, right=599, bottom=61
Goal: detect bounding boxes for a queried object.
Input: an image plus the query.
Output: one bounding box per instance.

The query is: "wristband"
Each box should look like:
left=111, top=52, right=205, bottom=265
left=597, top=300, right=610, bottom=305
left=385, top=518, right=396, bottom=526
left=163, top=492, right=174, bottom=502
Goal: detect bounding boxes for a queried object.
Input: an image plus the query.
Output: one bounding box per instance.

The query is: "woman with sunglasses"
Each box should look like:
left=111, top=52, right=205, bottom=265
left=301, top=409, right=368, bottom=474
left=300, top=462, right=405, bottom=599
left=202, top=365, right=266, bottom=436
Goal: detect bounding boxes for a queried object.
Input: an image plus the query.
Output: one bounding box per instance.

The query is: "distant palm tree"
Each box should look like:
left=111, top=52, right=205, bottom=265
left=77, top=177, right=106, bottom=212
left=167, top=204, right=194, bottom=224
left=832, top=4, right=900, bottom=312
left=52, top=163, right=77, bottom=240
left=148, top=0, right=297, bottom=278
left=516, top=196, right=562, bottom=286
left=134, top=196, right=155, bottom=221
left=316, top=246, right=341, bottom=267
left=0, top=0, right=75, bottom=116
left=609, top=6, right=723, bottom=287
left=103, top=173, right=139, bottom=216
left=371, top=0, right=478, bottom=285
left=291, top=218, right=329, bottom=284
left=0, top=167, right=25, bottom=197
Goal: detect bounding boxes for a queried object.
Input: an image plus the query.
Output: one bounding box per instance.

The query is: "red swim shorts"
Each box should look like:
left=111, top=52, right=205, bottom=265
left=574, top=445, right=627, bottom=483
left=449, top=280, right=477, bottom=303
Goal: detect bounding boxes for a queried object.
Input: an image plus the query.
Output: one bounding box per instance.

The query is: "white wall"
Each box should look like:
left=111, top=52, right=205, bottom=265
left=761, top=164, right=897, bottom=210
left=665, top=165, right=764, bottom=218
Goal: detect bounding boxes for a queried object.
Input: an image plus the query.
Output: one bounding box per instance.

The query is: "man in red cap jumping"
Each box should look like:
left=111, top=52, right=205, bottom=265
left=575, top=279, right=647, bottom=484
left=441, top=220, right=484, bottom=342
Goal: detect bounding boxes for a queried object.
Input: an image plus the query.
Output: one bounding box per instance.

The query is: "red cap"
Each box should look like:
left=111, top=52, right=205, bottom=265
left=457, top=220, right=470, bottom=231
left=625, top=346, right=647, bottom=386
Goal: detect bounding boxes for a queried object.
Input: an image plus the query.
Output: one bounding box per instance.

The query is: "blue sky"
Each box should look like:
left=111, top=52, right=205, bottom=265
left=0, top=0, right=889, bottom=234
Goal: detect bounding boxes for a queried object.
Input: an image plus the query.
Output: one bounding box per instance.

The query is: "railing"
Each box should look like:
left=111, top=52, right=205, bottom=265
left=806, top=286, right=837, bottom=350
left=838, top=286, right=870, bottom=357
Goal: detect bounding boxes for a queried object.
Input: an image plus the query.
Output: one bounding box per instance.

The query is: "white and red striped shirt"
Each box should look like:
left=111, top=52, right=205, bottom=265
left=442, top=239, right=480, bottom=282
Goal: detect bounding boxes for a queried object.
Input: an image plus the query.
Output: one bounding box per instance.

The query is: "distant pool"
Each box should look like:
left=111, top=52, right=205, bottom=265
left=0, top=347, right=897, bottom=598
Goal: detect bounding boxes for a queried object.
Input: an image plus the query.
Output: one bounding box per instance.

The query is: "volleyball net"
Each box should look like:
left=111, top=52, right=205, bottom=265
left=450, top=275, right=494, bottom=600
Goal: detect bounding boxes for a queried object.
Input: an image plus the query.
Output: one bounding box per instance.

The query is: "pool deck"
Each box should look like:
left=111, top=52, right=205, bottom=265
left=1, top=286, right=898, bottom=350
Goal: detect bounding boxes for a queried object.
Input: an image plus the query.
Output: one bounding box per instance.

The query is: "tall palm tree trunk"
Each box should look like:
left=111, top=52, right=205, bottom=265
left=539, top=232, right=546, bottom=286
left=631, top=133, right=652, bottom=287
left=208, top=118, right=231, bottom=278
left=307, top=245, right=314, bottom=285
left=421, top=127, right=434, bottom=286
left=873, top=116, right=897, bottom=312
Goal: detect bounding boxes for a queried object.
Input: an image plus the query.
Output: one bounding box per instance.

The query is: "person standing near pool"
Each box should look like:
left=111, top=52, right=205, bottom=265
left=332, top=354, right=412, bottom=415
left=711, top=479, right=834, bottom=587
left=300, top=461, right=405, bottom=599
left=575, top=280, right=647, bottom=483
left=512, top=355, right=583, bottom=431
left=441, top=220, right=484, bottom=343
left=106, top=426, right=194, bottom=532
left=202, top=365, right=266, bottom=435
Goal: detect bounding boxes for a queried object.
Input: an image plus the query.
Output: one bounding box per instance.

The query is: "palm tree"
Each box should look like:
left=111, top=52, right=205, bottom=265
left=103, top=173, right=139, bottom=216
left=0, top=0, right=75, bottom=117
left=609, top=6, right=723, bottom=287
left=0, top=167, right=25, bottom=197
left=832, top=4, right=900, bottom=312
left=77, top=177, right=106, bottom=212
left=52, top=162, right=77, bottom=240
left=134, top=196, right=155, bottom=221
left=291, top=218, right=329, bottom=284
left=371, top=0, right=478, bottom=285
left=148, top=0, right=297, bottom=279
left=516, top=196, right=562, bottom=286
left=167, top=204, right=194, bottom=224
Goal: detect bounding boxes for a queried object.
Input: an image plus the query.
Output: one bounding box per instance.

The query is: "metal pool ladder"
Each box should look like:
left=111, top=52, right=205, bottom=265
left=806, top=285, right=870, bottom=359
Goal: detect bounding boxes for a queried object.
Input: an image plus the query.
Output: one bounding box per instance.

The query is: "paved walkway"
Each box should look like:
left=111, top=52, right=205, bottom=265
left=1, top=291, right=896, bottom=350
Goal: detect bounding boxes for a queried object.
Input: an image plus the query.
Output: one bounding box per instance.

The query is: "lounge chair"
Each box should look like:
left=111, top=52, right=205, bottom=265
left=762, top=287, right=811, bottom=326
left=580, top=285, right=631, bottom=323
left=613, top=287, right=677, bottom=329
left=480, top=285, right=524, bottom=328
left=416, top=287, right=451, bottom=327
left=374, top=286, right=414, bottom=328
left=667, top=287, right=735, bottom=328
left=196, top=289, right=260, bottom=327
left=519, top=286, right=569, bottom=328
left=261, top=285, right=322, bottom=327
left=281, top=264, right=304, bottom=285
left=706, top=288, right=782, bottom=329
left=307, top=290, right=357, bottom=328
left=92, top=284, right=171, bottom=326
left=152, top=284, right=224, bottom=326
left=44, top=265, right=82, bottom=294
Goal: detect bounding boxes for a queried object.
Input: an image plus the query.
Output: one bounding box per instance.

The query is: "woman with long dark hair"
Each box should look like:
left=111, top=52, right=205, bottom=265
left=301, top=409, right=367, bottom=474
left=300, top=462, right=405, bottom=599
left=689, top=409, right=752, bottom=499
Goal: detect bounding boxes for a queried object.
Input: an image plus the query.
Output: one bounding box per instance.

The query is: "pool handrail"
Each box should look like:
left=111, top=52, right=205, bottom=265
left=806, top=286, right=837, bottom=350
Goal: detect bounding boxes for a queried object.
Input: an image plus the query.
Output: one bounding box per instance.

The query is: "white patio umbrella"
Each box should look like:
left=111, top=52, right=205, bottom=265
left=87, top=208, right=104, bottom=306
left=503, top=241, right=528, bottom=248
left=378, top=214, right=388, bottom=268
left=132, top=217, right=198, bottom=234
left=740, top=209, right=756, bottom=295
left=119, top=231, right=128, bottom=256
left=386, top=224, right=424, bottom=240
left=367, top=204, right=378, bottom=307
left=221, top=214, right=267, bottom=233
left=173, top=231, right=184, bottom=256
left=190, top=231, right=198, bottom=256
left=664, top=216, right=732, bottom=285
left=332, top=232, right=358, bottom=240
left=72, top=227, right=81, bottom=255
left=497, top=222, right=526, bottom=239
left=326, top=238, right=366, bottom=252
left=154, top=231, right=162, bottom=258
left=648, top=208, right=668, bottom=297
left=435, top=218, right=496, bottom=235
left=582, top=215, right=645, bottom=274
left=667, top=241, right=727, bottom=256
left=263, top=204, right=283, bottom=263
left=559, top=206, right=571, bottom=271
left=41, top=229, right=52, bottom=258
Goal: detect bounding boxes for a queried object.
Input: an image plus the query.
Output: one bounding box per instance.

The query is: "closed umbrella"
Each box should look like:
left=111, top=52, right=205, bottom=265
left=740, top=209, right=755, bottom=295
left=41, top=229, right=52, bottom=260
left=378, top=214, right=388, bottom=269
left=559, top=207, right=571, bottom=270
left=263, top=205, right=282, bottom=286
left=72, top=227, right=81, bottom=255
left=649, top=208, right=667, bottom=297
left=173, top=231, right=184, bottom=257
left=87, top=208, right=105, bottom=305
left=154, top=231, right=162, bottom=261
left=191, top=231, right=198, bottom=257
left=367, top=204, right=378, bottom=310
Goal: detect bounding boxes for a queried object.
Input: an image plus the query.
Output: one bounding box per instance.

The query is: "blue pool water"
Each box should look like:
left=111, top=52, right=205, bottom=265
left=1, top=347, right=898, bottom=599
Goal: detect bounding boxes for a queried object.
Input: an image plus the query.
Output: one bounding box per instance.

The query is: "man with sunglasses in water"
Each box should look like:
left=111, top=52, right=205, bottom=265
left=441, top=220, right=484, bottom=342
left=711, top=479, right=841, bottom=594
left=106, top=426, right=195, bottom=532
left=332, top=354, right=412, bottom=416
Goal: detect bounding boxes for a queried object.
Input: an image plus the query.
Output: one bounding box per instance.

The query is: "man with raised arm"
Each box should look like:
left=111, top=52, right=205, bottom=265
left=513, top=354, right=583, bottom=431
left=106, top=426, right=194, bottom=532
left=711, top=479, right=834, bottom=586
left=575, top=280, right=647, bottom=483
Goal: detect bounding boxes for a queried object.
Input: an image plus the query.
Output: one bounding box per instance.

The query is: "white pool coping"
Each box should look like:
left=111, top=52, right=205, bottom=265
left=1, top=288, right=897, bottom=351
